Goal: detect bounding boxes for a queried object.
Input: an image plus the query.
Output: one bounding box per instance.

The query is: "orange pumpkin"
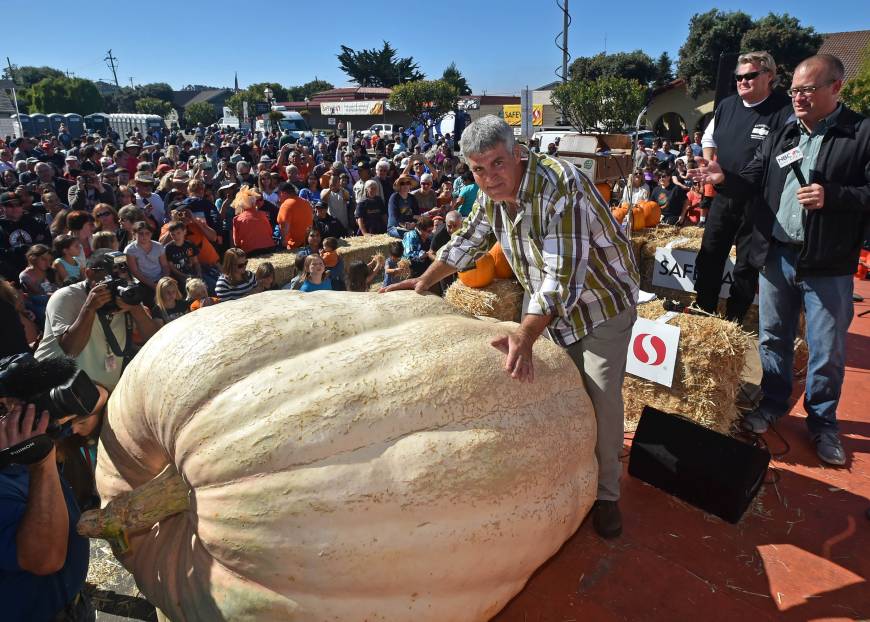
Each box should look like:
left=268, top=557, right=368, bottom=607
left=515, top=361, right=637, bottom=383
left=631, top=207, right=645, bottom=231
left=595, top=183, right=612, bottom=205
left=611, top=206, right=628, bottom=225
left=458, top=253, right=496, bottom=288
left=641, top=201, right=661, bottom=228
left=488, top=242, right=514, bottom=279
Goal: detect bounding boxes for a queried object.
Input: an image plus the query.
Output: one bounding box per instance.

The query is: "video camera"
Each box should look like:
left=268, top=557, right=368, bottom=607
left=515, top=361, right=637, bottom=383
left=0, top=354, right=102, bottom=468
left=98, top=251, right=143, bottom=312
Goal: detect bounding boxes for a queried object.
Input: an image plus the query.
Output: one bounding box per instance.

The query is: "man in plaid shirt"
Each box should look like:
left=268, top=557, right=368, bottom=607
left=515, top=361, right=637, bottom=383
left=384, top=115, right=639, bottom=538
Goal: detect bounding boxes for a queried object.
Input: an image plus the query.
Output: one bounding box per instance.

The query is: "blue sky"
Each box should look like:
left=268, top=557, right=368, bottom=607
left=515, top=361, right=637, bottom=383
left=3, top=0, right=865, bottom=95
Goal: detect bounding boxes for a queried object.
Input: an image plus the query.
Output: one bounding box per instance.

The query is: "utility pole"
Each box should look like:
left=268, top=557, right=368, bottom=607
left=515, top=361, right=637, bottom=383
left=129, top=77, right=134, bottom=88
left=561, top=0, right=569, bottom=84
left=105, top=49, right=120, bottom=89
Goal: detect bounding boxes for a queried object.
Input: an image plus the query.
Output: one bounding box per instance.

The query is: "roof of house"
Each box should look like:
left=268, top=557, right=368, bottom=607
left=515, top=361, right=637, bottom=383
left=818, top=30, right=870, bottom=80
left=0, top=90, right=16, bottom=115
left=309, top=86, right=393, bottom=102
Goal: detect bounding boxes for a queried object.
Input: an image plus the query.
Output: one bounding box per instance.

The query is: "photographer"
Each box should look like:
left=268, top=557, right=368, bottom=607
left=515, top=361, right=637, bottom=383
left=67, top=166, right=114, bottom=213
left=0, top=355, right=107, bottom=621
left=35, top=250, right=160, bottom=391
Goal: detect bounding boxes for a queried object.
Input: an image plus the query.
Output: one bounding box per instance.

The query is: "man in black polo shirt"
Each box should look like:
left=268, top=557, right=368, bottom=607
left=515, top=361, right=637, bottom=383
left=694, top=51, right=792, bottom=322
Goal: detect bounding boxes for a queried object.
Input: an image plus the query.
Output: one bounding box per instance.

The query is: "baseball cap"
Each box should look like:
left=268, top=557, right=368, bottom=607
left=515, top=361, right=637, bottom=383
left=0, top=191, right=20, bottom=205
left=86, top=249, right=119, bottom=272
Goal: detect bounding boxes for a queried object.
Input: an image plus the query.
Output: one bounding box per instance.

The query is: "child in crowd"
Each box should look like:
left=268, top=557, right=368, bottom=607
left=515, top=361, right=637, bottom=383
left=382, top=241, right=404, bottom=288
left=19, top=244, right=57, bottom=327
left=186, top=277, right=218, bottom=311
left=155, top=276, right=188, bottom=323
left=91, top=230, right=120, bottom=251
left=52, top=234, right=84, bottom=285
left=319, top=237, right=344, bottom=290
left=297, top=254, right=332, bottom=292
left=346, top=255, right=385, bottom=292
left=254, top=262, right=277, bottom=291
left=283, top=255, right=307, bottom=290
left=164, top=220, right=201, bottom=287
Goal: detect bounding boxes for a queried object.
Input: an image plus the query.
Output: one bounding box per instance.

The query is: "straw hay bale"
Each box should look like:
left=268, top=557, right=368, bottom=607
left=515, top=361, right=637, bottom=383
left=623, top=300, right=752, bottom=434
left=336, top=234, right=395, bottom=269
left=247, top=250, right=299, bottom=287
left=638, top=234, right=704, bottom=305
left=444, top=279, right=524, bottom=322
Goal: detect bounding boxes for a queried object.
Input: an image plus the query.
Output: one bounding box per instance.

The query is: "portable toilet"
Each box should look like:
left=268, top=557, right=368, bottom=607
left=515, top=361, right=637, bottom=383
left=84, top=113, right=108, bottom=135
left=11, top=114, right=34, bottom=137
left=30, top=113, right=50, bottom=137
left=48, top=113, right=66, bottom=134
left=64, top=113, right=85, bottom=138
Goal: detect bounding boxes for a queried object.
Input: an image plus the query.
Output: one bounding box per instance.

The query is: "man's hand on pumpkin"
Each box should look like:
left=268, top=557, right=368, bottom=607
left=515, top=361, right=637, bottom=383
left=491, top=329, right=535, bottom=383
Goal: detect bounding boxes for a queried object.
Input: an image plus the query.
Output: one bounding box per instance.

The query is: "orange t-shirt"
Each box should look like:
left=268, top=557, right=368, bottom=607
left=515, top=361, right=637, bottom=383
left=159, top=221, right=219, bottom=265
left=277, top=197, right=313, bottom=249
left=233, top=209, right=275, bottom=254
left=320, top=249, right=339, bottom=268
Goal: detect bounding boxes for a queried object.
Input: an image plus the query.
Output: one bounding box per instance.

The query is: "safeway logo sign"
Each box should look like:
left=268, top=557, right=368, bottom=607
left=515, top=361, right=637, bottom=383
left=626, top=317, right=680, bottom=387
left=633, top=333, right=667, bottom=366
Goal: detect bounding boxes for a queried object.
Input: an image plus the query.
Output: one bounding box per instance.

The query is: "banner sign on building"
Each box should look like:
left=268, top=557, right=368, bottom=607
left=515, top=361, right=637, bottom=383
left=503, top=104, right=543, bottom=126
left=626, top=317, right=681, bottom=387
left=320, top=100, right=384, bottom=116
left=457, top=97, right=481, bottom=110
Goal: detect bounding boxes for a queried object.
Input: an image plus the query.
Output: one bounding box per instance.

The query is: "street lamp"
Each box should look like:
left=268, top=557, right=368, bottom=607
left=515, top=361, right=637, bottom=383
left=264, top=87, right=273, bottom=131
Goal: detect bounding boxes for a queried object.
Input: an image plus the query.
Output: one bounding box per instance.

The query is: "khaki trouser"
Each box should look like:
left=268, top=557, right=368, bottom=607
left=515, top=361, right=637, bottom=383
left=523, top=294, right=636, bottom=502
left=564, top=307, right=635, bottom=501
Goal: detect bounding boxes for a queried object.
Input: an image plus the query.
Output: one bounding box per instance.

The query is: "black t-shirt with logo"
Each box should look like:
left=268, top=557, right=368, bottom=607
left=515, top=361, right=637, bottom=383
left=0, top=216, right=50, bottom=278
left=650, top=184, right=687, bottom=219
left=354, top=197, right=387, bottom=234
left=164, top=240, right=199, bottom=275
left=712, top=90, right=792, bottom=172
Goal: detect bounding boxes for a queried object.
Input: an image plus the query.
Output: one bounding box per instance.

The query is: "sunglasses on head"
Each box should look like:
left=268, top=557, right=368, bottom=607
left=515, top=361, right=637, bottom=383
left=735, top=70, right=767, bottom=82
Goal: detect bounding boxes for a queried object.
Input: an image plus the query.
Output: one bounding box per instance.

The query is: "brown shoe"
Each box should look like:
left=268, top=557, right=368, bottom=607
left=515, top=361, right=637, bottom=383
left=592, top=500, right=623, bottom=539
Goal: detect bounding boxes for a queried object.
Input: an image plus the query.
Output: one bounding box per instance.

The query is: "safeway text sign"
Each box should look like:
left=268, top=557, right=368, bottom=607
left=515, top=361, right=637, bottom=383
left=626, top=317, right=680, bottom=387
left=651, top=247, right=757, bottom=301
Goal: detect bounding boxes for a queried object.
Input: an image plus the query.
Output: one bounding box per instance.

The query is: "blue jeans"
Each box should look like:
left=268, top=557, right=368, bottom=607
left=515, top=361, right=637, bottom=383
left=758, top=242, right=854, bottom=434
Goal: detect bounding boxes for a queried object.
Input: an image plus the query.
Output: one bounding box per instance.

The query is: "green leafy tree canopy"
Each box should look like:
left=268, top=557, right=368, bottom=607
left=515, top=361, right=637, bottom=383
left=441, top=62, right=471, bottom=96
left=135, top=96, right=173, bottom=116
left=551, top=76, right=646, bottom=133
left=654, top=52, right=674, bottom=87
left=842, top=44, right=870, bottom=116
left=677, top=9, right=754, bottom=97
left=739, top=13, right=823, bottom=84
left=569, top=50, right=659, bottom=85
left=338, top=41, right=424, bottom=87
left=28, top=77, right=103, bottom=114
left=286, top=79, right=334, bottom=102
left=388, top=80, right=458, bottom=125
left=185, top=101, right=218, bottom=126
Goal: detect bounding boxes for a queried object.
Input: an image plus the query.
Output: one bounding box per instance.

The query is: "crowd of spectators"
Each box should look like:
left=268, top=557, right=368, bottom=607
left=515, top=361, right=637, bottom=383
left=1, top=120, right=477, bottom=351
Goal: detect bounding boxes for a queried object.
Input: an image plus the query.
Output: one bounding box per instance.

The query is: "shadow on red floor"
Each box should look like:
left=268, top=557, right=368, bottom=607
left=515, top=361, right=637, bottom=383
left=494, top=278, right=870, bottom=622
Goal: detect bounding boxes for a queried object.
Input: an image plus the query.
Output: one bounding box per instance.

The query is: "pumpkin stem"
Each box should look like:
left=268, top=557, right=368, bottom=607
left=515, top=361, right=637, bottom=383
left=77, top=464, right=190, bottom=554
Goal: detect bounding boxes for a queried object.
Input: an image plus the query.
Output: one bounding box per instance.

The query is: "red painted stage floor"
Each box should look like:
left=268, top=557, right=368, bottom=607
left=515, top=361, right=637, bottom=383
left=494, top=278, right=870, bottom=622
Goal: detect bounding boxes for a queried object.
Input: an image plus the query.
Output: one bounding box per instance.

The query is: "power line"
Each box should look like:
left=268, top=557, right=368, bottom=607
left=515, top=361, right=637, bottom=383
left=104, top=49, right=120, bottom=89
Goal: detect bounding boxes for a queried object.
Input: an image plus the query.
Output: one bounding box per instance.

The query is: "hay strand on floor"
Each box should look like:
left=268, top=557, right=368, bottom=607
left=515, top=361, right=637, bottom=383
left=623, top=300, right=752, bottom=434
left=444, top=279, right=524, bottom=322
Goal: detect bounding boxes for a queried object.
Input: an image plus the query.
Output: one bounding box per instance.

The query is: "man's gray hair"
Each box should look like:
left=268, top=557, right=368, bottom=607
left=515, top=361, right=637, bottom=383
left=445, top=210, right=462, bottom=224
left=236, top=161, right=250, bottom=173
left=736, top=51, right=778, bottom=86
left=375, top=159, right=390, bottom=172
left=458, top=115, right=515, bottom=156
left=364, top=179, right=379, bottom=192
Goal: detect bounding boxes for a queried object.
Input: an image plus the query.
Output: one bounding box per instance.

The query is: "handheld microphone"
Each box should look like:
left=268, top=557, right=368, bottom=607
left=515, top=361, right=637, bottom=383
left=776, top=145, right=808, bottom=187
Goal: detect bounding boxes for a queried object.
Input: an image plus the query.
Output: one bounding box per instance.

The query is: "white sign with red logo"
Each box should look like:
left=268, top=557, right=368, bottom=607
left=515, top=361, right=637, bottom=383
left=626, top=316, right=680, bottom=388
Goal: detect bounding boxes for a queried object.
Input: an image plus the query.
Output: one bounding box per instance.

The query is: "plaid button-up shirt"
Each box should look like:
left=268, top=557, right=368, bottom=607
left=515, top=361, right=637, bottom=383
left=438, top=150, right=639, bottom=346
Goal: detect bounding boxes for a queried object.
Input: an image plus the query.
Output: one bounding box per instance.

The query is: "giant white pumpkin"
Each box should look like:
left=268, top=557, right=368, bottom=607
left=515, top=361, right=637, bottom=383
left=83, top=290, right=597, bottom=621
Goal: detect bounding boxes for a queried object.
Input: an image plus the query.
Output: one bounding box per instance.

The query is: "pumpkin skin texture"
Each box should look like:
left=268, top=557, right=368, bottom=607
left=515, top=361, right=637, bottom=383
left=640, top=201, right=661, bottom=228
left=457, top=253, right=496, bottom=288
left=95, top=290, right=597, bottom=622
left=488, top=242, right=514, bottom=279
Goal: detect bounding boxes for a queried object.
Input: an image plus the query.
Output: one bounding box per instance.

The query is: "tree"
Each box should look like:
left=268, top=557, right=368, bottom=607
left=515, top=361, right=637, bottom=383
left=185, top=101, right=218, bottom=126
left=441, top=62, right=471, bottom=96
left=2, top=65, right=66, bottom=111
left=677, top=10, right=754, bottom=97
left=740, top=13, right=823, bottom=83
left=135, top=96, right=172, bottom=116
left=136, top=82, right=174, bottom=104
left=28, top=77, right=103, bottom=114
left=654, top=52, right=674, bottom=87
left=551, top=76, right=646, bottom=133
left=225, top=90, right=259, bottom=119
left=286, top=79, right=334, bottom=102
left=337, top=41, right=424, bottom=87
left=842, top=44, right=870, bottom=116
left=249, top=82, right=288, bottom=103
left=388, top=80, right=458, bottom=125
left=569, top=51, right=658, bottom=85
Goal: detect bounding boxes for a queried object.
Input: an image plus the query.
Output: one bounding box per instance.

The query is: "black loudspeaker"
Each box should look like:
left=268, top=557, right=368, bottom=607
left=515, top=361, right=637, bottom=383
left=714, top=52, right=740, bottom=109
left=628, top=406, right=770, bottom=523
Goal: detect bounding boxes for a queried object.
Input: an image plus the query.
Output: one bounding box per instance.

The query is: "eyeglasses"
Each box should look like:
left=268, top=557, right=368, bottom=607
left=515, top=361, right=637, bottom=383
left=734, top=70, right=767, bottom=82
left=399, top=181, right=411, bottom=186
left=96, top=211, right=113, bottom=218
left=786, top=81, right=835, bottom=98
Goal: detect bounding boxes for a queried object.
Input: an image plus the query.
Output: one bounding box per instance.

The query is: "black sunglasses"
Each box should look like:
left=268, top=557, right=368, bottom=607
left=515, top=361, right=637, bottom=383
left=735, top=70, right=767, bottom=82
